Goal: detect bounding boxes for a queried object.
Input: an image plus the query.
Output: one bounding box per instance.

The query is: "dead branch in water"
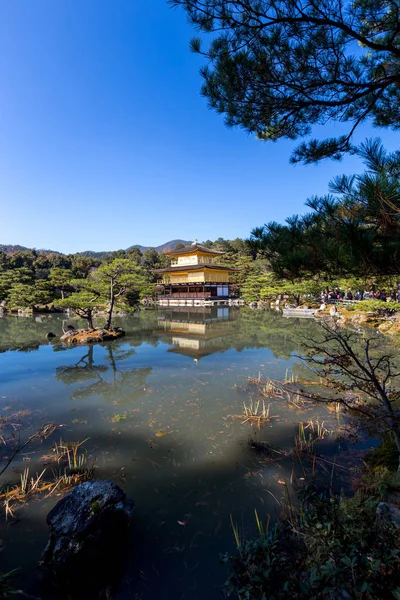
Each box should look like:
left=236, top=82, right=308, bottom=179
left=0, top=422, right=58, bottom=478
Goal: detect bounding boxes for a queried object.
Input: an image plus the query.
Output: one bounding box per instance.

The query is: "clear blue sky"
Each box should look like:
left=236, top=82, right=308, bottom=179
left=0, top=0, right=399, bottom=253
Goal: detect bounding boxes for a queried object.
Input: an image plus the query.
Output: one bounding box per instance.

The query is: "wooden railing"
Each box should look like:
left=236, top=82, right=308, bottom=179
left=163, top=292, right=212, bottom=299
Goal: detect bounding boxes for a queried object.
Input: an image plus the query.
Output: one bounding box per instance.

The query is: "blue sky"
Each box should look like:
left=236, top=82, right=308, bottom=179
left=0, top=0, right=399, bottom=253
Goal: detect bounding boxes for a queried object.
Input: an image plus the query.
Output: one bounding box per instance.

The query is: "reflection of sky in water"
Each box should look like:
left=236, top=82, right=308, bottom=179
left=0, top=309, right=365, bottom=599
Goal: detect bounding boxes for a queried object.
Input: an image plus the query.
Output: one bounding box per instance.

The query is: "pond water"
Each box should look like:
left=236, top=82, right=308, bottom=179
left=0, top=308, right=367, bottom=599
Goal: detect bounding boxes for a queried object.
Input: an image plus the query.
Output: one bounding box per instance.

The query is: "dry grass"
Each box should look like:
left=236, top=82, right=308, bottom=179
left=241, top=399, right=275, bottom=425
left=0, top=438, right=95, bottom=518
left=248, top=374, right=308, bottom=408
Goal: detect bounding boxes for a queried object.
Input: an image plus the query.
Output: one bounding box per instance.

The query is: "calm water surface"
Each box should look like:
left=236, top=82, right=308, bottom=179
left=0, top=308, right=364, bottom=599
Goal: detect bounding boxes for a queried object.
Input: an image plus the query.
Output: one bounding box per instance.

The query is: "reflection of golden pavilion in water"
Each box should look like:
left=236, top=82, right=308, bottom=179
left=156, top=306, right=238, bottom=361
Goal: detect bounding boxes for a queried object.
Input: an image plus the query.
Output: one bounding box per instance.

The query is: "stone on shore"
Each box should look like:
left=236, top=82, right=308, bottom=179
left=42, top=480, right=134, bottom=579
left=376, top=501, right=400, bottom=529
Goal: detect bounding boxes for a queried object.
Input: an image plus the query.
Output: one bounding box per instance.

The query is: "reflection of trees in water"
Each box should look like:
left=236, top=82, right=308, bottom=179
left=156, top=308, right=323, bottom=361
left=0, top=311, right=160, bottom=354
left=4, top=307, right=383, bottom=386
left=55, top=346, right=108, bottom=384
left=0, top=309, right=324, bottom=360
left=215, top=310, right=323, bottom=360
left=0, top=315, right=66, bottom=353
left=55, top=344, right=152, bottom=403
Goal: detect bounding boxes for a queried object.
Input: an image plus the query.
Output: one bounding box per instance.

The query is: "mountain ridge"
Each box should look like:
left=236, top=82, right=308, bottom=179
left=0, top=239, right=192, bottom=256
left=127, top=239, right=192, bottom=253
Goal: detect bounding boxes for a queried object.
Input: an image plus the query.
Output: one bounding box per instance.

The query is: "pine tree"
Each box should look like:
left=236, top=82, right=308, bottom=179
left=171, top=0, right=400, bottom=163
left=250, top=140, right=400, bottom=277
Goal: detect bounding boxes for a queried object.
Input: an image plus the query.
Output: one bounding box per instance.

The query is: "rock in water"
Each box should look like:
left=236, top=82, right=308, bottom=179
left=42, top=480, right=134, bottom=584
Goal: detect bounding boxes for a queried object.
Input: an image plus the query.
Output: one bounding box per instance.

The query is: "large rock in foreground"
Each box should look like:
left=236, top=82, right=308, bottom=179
left=61, top=327, right=125, bottom=345
left=42, top=480, right=134, bottom=579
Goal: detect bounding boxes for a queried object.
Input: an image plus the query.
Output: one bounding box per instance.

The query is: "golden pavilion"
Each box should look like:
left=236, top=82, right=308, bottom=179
left=154, top=240, right=239, bottom=305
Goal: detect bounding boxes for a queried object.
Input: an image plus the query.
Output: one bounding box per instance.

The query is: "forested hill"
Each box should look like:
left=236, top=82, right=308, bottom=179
left=0, top=239, right=191, bottom=257
left=79, top=239, right=192, bottom=259
left=0, top=244, right=59, bottom=255
left=0, top=236, right=258, bottom=311
left=128, top=239, right=191, bottom=253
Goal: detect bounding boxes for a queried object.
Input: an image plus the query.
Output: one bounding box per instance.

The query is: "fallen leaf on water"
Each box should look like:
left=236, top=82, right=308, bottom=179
left=177, top=520, right=187, bottom=526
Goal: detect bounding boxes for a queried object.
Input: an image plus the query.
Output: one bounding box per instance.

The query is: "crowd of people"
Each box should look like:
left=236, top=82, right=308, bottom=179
left=321, top=288, right=400, bottom=303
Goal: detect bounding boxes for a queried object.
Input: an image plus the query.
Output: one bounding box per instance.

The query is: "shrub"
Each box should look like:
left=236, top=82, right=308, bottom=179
left=356, top=300, right=399, bottom=316
left=365, top=433, right=399, bottom=473
left=223, top=485, right=400, bottom=599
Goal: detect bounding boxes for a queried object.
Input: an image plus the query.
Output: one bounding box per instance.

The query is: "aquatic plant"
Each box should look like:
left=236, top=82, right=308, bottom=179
left=249, top=374, right=307, bottom=408
left=283, top=369, right=298, bottom=384
left=0, top=438, right=96, bottom=517
left=295, top=420, right=332, bottom=454
left=1, top=467, right=50, bottom=519
left=242, top=399, right=271, bottom=425
left=111, top=413, right=129, bottom=423
left=0, top=569, right=23, bottom=599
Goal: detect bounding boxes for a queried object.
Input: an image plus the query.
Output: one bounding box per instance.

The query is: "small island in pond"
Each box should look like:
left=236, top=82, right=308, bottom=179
left=60, top=326, right=125, bottom=346
left=56, top=258, right=149, bottom=345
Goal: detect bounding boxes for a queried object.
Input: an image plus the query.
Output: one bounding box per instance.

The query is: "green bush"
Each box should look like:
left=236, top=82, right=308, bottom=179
left=223, top=485, right=400, bottom=599
left=356, top=300, right=399, bottom=315
left=365, top=434, right=399, bottom=473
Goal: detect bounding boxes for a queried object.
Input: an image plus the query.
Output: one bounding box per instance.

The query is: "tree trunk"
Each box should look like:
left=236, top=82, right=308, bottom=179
left=61, top=289, right=65, bottom=300
left=378, top=390, right=400, bottom=472
left=364, top=362, right=400, bottom=472
left=393, top=431, right=400, bottom=473
left=105, top=278, right=114, bottom=330
left=86, top=346, right=94, bottom=367
left=106, top=346, right=117, bottom=386
left=87, top=310, right=94, bottom=330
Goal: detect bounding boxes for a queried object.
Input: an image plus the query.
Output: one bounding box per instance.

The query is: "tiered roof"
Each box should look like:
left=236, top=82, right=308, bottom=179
left=164, top=243, right=224, bottom=257
left=154, top=241, right=239, bottom=273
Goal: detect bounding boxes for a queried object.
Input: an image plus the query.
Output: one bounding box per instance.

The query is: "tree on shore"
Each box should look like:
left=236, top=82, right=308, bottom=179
left=7, top=283, right=51, bottom=311
left=91, top=259, right=151, bottom=329
left=295, top=320, right=400, bottom=470
left=49, top=267, right=74, bottom=299
left=56, top=283, right=101, bottom=330
left=171, top=0, right=400, bottom=163
left=54, top=259, right=150, bottom=330
left=250, top=140, right=400, bottom=278
left=0, top=267, right=34, bottom=304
